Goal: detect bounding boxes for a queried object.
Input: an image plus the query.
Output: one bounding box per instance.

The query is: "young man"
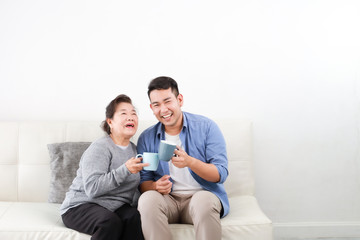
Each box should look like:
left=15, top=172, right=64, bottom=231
left=137, top=76, right=229, bottom=240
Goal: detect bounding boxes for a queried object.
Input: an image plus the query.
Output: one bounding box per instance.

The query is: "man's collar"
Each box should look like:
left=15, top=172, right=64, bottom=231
left=155, top=112, right=188, bottom=138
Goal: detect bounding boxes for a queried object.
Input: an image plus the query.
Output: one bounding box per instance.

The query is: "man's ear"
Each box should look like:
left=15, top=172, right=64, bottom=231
left=177, top=94, right=184, bottom=107
left=150, top=103, right=153, bottom=110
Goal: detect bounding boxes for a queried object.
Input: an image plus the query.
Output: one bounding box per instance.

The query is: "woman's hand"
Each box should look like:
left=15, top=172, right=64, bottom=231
left=125, top=157, right=149, bottom=174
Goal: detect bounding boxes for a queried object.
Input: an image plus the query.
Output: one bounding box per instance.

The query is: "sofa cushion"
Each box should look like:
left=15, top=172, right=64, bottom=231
left=47, top=142, right=91, bottom=203
left=0, top=197, right=273, bottom=240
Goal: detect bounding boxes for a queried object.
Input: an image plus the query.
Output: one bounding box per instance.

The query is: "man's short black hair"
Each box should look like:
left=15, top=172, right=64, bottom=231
left=147, top=76, right=179, bottom=98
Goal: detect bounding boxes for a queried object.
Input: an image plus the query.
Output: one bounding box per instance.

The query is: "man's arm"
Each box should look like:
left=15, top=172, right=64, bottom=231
left=172, top=119, right=228, bottom=183
left=140, top=175, right=172, bottom=194
left=172, top=147, right=220, bottom=182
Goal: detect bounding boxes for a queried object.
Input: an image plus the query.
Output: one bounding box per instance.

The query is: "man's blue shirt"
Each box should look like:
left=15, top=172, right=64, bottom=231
left=137, top=112, right=229, bottom=217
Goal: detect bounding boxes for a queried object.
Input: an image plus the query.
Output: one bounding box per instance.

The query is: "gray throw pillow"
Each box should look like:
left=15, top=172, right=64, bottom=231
left=47, top=142, right=91, bottom=203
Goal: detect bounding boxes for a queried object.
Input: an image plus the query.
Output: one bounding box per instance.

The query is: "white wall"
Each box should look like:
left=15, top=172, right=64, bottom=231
left=1, top=0, right=359, bottom=239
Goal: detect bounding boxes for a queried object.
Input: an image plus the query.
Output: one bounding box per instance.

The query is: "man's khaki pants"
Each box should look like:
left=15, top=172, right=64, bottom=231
left=138, top=190, right=222, bottom=240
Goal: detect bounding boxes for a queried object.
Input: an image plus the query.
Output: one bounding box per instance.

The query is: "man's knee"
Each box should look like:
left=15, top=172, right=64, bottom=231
left=189, top=191, right=221, bottom=219
left=138, top=190, right=163, bottom=214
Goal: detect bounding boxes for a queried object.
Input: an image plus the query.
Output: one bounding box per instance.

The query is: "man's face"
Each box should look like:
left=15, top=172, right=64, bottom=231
left=149, top=88, right=183, bottom=131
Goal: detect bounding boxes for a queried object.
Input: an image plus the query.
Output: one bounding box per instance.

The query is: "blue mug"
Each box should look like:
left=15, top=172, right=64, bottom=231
left=158, top=140, right=177, bottom=162
left=136, top=152, right=159, bottom=171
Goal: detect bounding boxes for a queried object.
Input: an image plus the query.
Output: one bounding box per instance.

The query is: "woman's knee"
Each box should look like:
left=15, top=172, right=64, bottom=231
left=97, top=211, right=122, bottom=227
left=122, top=207, right=142, bottom=224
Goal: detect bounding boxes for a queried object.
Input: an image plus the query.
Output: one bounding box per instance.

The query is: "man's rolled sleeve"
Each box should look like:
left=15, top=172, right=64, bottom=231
left=206, top=121, right=229, bottom=183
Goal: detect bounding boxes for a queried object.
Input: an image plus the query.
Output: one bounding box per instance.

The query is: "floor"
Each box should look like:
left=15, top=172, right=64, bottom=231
left=286, top=238, right=360, bottom=240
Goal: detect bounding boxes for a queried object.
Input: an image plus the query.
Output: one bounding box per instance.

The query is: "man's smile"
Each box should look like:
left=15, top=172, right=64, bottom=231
left=161, top=113, right=173, bottom=120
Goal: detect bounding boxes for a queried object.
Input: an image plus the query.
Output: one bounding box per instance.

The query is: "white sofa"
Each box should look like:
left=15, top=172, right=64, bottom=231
left=0, top=119, right=273, bottom=240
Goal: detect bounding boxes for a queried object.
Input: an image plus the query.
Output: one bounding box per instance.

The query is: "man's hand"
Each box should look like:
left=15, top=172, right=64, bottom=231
left=172, top=146, right=221, bottom=183
left=154, top=175, right=172, bottom=194
left=125, top=157, right=149, bottom=174
left=171, top=146, right=194, bottom=168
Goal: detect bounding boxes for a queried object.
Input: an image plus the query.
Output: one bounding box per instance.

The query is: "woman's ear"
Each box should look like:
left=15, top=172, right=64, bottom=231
left=106, top=118, right=112, bottom=129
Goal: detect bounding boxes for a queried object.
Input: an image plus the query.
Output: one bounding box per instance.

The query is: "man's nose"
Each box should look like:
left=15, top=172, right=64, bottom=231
left=160, top=103, right=168, bottom=112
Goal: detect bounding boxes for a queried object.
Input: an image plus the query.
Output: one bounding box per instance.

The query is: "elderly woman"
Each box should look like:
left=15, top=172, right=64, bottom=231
left=60, top=94, right=148, bottom=240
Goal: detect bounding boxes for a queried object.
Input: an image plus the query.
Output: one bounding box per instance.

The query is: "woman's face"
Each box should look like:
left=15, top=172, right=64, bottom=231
left=107, top=102, right=138, bottom=139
